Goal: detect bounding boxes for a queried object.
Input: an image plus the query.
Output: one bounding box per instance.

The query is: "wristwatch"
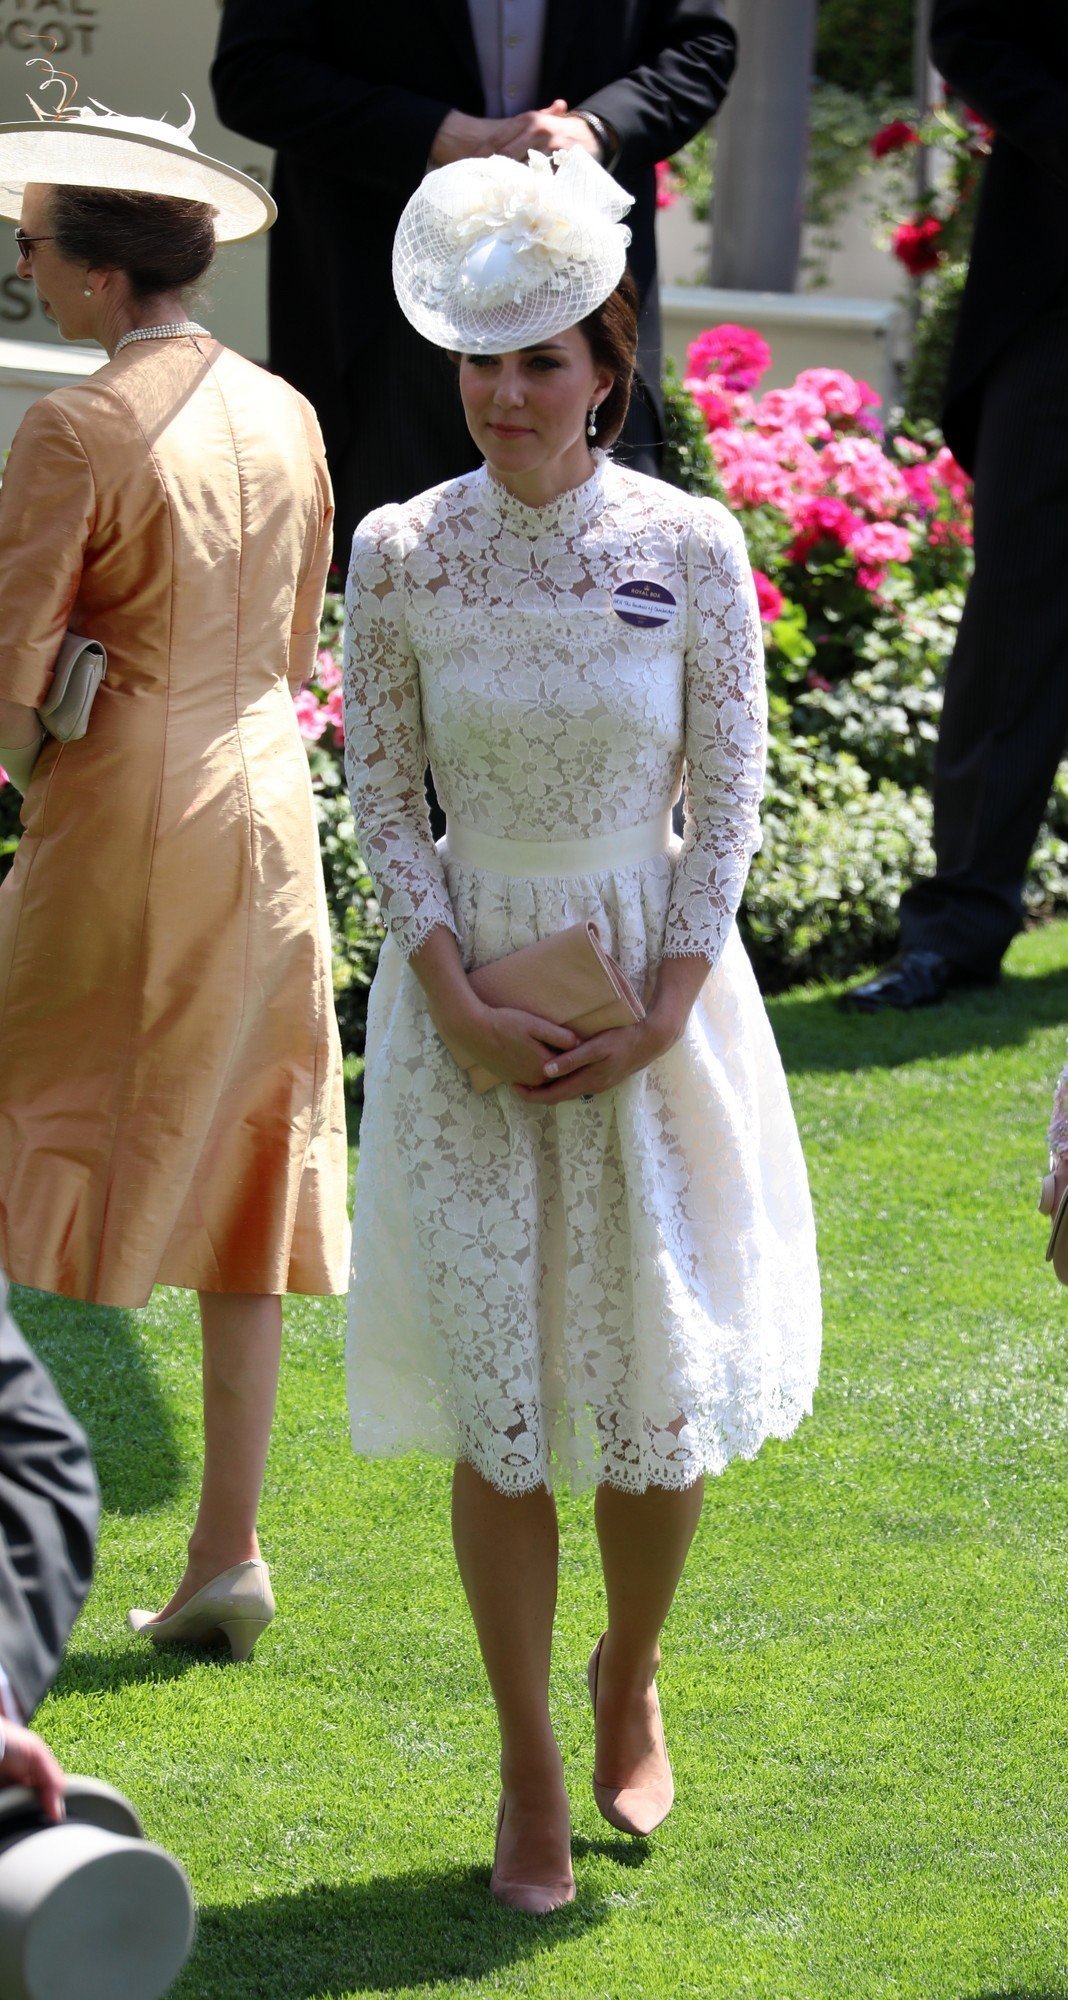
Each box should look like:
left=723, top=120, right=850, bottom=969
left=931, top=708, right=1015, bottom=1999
left=572, top=110, right=621, bottom=173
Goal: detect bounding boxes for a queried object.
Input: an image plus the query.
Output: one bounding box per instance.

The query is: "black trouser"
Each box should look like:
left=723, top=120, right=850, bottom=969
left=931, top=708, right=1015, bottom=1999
left=330, top=316, right=663, bottom=568
left=899, top=284, right=1068, bottom=975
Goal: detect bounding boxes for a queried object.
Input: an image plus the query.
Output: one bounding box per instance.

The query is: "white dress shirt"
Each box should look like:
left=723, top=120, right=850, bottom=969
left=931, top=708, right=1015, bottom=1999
left=467, top=0, right=548, bottom=116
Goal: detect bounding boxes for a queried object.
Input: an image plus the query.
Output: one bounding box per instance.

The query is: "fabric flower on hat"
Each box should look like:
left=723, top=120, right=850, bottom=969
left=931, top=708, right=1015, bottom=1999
left=447, top=153, right=585, bottom=309
left=394, top=147, right=633, bottom=352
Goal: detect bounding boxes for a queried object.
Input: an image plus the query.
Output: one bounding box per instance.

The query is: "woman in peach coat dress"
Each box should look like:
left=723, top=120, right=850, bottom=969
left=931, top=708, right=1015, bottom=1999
left=0, top=91, right=348, bottom=1658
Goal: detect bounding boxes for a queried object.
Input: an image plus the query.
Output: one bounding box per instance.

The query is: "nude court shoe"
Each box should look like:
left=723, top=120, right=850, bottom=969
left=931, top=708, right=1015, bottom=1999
left=489, top=1796, right=576, bottom=1915
left=127, top=1558, right=275, bottom=1663
left=587, top=1633, right=675, bottom=1837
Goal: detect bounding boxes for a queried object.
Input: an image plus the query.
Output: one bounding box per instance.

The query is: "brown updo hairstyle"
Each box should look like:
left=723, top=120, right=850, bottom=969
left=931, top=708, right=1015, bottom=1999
left=578, top=265, right=638, bottom=447
left=49, top=188, right=216, bottom=301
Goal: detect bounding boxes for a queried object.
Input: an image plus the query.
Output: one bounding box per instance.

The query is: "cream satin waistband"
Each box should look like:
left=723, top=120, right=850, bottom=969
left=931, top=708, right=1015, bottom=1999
left=442, top=811, right=675, bottom=879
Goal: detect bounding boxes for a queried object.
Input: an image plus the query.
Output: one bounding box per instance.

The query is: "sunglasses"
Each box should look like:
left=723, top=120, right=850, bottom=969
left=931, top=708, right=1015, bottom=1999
left=14, top=230, right=55, bottom=259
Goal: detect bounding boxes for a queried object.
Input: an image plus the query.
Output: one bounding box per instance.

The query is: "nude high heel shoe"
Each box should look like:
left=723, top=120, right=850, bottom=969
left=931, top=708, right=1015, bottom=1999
left=489, top=1796, right=576, bottom=1915
left=128, top=1559, right=275, bottom=1663
left=587, top=1633, right=675, bottom=1837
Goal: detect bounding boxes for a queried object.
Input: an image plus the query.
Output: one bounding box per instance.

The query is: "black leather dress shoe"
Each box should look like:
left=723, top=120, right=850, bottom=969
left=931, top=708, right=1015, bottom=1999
left=840, top=948, right=997, bottom=1013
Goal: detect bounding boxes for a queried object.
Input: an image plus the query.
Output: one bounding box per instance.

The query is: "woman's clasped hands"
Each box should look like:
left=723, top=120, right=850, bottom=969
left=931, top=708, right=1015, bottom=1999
left=413, top=929, right=709, bottom=1104
left=515, top=1017, right=670, bottom=1103
left=431, top=992, right=673, bottom=1102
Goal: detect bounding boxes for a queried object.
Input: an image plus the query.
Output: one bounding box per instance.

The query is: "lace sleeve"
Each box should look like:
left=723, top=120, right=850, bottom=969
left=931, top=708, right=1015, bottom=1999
left=343, top=510, right=458, bottom=958
left=664, top=506, right=767, bottom=967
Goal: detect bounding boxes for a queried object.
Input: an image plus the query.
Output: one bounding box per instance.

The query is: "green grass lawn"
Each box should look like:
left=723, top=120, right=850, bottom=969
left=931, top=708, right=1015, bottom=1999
left=18, top=919, right=1068, bottom=2000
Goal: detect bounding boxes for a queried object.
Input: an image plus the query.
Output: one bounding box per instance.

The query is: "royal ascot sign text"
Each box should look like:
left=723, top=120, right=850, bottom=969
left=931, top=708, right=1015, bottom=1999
left=0, top=0, right=271, bottom=354
left=0, top=1, right=99, bottom=61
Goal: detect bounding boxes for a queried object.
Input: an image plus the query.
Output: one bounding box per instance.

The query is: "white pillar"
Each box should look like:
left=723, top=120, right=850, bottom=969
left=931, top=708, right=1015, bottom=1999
left=709, top=0, right=818, bottom=293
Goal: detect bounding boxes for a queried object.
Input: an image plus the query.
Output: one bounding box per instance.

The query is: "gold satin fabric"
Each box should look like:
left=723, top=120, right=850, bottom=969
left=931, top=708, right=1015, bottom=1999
left=0, top=337, right=349, bottom=1306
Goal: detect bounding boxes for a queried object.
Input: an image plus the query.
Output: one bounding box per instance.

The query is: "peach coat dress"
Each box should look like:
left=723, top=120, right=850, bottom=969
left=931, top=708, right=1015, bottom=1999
left=0, top=333, right=349, bottom=1307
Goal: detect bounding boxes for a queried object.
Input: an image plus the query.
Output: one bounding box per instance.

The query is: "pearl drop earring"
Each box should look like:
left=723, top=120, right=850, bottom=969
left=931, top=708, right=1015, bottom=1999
left=587, top=406, right=598, bottom=439
left=83, top=287, right=92, bottom=298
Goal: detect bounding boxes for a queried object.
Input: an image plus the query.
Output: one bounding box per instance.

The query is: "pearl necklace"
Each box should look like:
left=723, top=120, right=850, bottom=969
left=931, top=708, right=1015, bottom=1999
left=114, top=320, right=208, bottom=354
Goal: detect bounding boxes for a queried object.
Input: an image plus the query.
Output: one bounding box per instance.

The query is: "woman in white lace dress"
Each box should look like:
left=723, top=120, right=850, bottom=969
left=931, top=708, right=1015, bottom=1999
left=343, top=151, right=821, bottom=1912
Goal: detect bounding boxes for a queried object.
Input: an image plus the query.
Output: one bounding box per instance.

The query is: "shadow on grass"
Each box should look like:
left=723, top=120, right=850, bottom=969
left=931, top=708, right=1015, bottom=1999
left=179, top=1868, right=606, bottom=1997
left=572, top=1830, right=648, bottom=1865
left=9, top=1287, right=183, bottom=1515
left=53, top=1643, right=215, bottom=1697
left=966, top=1990, right=1068, bottom=1999
left=767, top=960, right=1068, bottom=1077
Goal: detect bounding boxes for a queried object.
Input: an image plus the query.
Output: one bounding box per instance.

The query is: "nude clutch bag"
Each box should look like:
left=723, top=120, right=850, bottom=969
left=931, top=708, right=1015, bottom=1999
left=1, top=633, right=107, bottom=794
left=456, top=920, right=645, bottom=1094
left=39, top=631, right=107, bottom=744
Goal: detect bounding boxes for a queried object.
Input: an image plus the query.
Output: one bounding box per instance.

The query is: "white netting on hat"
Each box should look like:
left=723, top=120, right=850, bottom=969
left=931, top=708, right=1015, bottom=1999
left=393, top=148, right=633, bottom=352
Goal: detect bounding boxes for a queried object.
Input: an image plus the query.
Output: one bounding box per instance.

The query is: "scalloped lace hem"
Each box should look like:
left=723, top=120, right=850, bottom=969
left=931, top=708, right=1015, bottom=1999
left=349, top=1399, right=816, bottom=1496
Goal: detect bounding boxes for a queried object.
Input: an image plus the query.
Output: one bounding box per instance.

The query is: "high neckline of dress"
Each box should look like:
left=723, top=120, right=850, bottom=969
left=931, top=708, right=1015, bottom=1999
left=477, top=450, right=608, bottom=537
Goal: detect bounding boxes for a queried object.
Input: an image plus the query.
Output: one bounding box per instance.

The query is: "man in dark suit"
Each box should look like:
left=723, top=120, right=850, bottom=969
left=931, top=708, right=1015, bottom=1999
left=0, top=1272, right=97, bottom=1816
left=845, top=0, right=1068, bottom=1010
left=212, top=0, right=736, bottom=557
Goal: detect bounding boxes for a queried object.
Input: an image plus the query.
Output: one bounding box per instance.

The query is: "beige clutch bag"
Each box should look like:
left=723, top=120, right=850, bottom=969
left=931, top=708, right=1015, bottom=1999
left=0, top=633, right=107, bottom=794
left=454, top=920, right=645, bottom=1094
left=39, top=631, right=107, bottom=744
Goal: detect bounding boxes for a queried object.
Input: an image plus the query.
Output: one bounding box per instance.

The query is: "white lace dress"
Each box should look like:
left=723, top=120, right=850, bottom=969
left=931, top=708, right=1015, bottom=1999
left=343, top=455, right=821, bottom=1495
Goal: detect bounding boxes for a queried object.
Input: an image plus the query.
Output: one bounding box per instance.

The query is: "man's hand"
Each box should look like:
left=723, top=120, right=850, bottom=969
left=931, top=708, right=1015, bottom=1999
left=496, top=100, right=604, bottom=162
left=0, top=1720, right=66, bottom=1824
left=430, top=109, right=531, bottom=165
left=430, top=102, right=606, bottom=168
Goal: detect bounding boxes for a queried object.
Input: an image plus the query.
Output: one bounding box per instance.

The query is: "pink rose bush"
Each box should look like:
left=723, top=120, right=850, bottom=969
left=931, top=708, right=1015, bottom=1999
left=293, top=644, right=345, bottom=752
left=662, top=326, right=1021, bottom=986
left=681, top=325, right=973, bottom=663
left=686, top=324, right=771, bottom=396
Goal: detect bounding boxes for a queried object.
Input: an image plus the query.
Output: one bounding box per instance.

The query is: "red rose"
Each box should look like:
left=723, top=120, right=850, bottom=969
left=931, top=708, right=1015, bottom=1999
left=870, top=119, right=920, bottom=160
left=892, top=216, right=944, bottom=277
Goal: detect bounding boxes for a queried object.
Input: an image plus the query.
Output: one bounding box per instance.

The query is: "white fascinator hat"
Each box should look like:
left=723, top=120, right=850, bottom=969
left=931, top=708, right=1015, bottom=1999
left=393, top=146, right=633, bottom=353
left=0, top=57, right=275, bottom=242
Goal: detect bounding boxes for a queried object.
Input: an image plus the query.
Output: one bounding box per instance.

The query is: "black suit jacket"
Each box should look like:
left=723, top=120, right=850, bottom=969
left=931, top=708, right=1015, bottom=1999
left=932, top=0, right=1068, bottom=472
left=0, top=1277, right=98, bottom=1720
left=211, top=0, right=735, bottom=469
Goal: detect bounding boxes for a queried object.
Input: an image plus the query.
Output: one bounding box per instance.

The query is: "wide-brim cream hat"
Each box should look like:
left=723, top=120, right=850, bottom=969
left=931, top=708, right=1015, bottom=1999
left=393, top=146, right=633, bottom=353
left=0, top=66, right=274, bottom=242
